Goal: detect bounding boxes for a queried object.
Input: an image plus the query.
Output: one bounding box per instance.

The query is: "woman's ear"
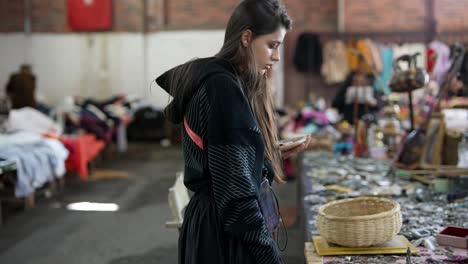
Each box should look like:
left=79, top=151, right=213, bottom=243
left=241, top=29, right=253, bottom=48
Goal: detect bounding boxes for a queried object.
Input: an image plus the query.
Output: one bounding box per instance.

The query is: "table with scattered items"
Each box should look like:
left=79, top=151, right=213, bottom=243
left=299, top=152, right=468, bottom=264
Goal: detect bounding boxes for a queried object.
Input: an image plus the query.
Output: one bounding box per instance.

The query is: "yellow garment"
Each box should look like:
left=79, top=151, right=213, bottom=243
left=365, top=38, right=383, bottom=73
left=356, top=39, right=375, bottom=73
left=346, top=41, right=359, bottom=71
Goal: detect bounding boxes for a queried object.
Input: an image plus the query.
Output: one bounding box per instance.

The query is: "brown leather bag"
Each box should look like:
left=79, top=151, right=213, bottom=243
left=389, top=53, right=429, bottom=93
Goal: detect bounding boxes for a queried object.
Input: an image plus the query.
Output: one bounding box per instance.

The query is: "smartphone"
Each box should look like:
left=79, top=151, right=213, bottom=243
left=276, top=136, right=307, bottom=152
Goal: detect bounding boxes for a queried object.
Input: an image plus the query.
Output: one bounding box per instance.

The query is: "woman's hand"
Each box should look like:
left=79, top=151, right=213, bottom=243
left=281, top=135, right=312, bottom=159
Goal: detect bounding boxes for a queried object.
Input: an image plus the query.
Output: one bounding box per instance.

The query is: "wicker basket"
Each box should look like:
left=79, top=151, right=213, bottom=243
left=316, top=197, right=402, bottom=247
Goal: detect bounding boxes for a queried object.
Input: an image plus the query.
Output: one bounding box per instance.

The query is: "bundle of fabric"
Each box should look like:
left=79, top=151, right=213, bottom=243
left=7, top=107, right=62, bottom=137
left=280, top=105, right=340, bottom=141
left=0, top=131, right=68, bottom=197
left=62, top=95, right=135, bottom=142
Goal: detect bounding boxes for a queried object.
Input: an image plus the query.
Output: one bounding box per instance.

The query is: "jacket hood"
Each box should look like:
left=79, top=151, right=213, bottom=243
left=156, top=57, right=238, bottom=124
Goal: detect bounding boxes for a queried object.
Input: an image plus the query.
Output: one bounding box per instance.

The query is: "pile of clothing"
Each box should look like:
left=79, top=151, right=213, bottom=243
left=0, top=131, right=68, bottom=198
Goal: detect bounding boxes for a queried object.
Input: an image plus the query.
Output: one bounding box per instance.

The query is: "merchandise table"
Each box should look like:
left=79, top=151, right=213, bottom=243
left=59, top=133, right=105, bottom=180
left=299, top=152, right=468, bottom=264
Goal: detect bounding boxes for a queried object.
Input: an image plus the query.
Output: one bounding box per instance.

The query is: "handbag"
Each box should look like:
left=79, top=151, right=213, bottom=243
left=182, top=116, right=280, bottom=233
left=389, top=53, right=429, bottom=93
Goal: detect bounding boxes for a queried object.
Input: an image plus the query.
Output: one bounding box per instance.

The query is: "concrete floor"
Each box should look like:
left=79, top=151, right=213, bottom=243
left=0, top=143, right=304, bottom=264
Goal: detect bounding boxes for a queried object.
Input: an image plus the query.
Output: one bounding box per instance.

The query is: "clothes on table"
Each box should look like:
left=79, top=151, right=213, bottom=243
left=7, top=107, right=62, bottom=137
left=0, top=137, right=68, bottom=197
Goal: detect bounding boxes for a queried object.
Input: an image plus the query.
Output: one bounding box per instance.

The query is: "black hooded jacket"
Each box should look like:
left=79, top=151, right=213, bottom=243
left=156, top=57, right=228, bottom=124
left=156, top=58, right=282, bottom=263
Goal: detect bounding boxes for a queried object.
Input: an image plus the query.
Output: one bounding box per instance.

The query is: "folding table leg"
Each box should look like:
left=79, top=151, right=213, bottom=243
left=25, top=193, right=35, bottom=209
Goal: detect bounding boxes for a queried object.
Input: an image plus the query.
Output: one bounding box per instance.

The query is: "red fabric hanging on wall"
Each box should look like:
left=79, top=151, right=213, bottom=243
left=67, top=0, right=112, bottom=31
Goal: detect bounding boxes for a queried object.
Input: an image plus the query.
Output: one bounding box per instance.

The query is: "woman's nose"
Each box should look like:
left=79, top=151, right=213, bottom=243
left=272, top=49, right=280, bottom=62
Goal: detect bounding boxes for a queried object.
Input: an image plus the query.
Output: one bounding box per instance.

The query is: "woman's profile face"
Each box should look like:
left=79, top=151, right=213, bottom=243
left=250, top=27, right=287, bottom=75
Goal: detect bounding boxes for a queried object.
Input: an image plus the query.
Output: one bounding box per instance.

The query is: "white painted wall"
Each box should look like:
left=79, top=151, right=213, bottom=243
left=0, top=35, right=31, bottom=97
left=144, top=30, right=225, bottom=107
left=0, top=33, right=145, bottom=104
left=0, top=31, right=285, bottom=108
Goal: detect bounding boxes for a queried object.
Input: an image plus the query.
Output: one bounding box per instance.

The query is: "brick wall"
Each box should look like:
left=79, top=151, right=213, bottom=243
left=345, top=0, right=427, bottom=32
left=0, top=0, right=24, bottom=32
left=435, top=0, right=468, bottom=31
left=3, top=0, right=468, bottom=33
left=114, top=0, right=144, bottom=32
left=31, top=0, right=66, bottom=32
left=166, top=0, right=238, bottom=29
left=285, top=0, right=337, bottom=32
left=146, top=0, right=164, bottom=32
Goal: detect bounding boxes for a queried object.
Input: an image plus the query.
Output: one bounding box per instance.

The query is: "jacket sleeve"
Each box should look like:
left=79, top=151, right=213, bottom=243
left=205, top=74, right=283, bottom=264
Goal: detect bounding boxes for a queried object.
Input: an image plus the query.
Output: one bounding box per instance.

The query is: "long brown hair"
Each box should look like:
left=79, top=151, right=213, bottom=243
left=165, top=0, right=292, bottom=183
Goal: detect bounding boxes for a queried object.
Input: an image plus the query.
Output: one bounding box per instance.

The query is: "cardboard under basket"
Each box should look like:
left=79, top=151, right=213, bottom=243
left=312, top=235, right=419, bottom=256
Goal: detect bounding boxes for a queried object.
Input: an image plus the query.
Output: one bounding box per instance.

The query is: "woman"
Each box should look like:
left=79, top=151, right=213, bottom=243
left=156, top=0, right=310, bottom=263
left=332, top=58, right=379, bottom=125
left=440, top=74, right=468, bottom=109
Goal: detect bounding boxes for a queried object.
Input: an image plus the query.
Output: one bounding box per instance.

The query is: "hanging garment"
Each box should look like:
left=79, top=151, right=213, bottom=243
left=356, top=39, right=375, bottom=72
left=293, top=33, right=323, bottom=73
left=427, top=48, right=437, bottom=73
left=346, top=39, right=375, bottom=73
left=346, top=41, right=359, bottom=71
left=67, top=0, right=112, bottom=31
left=374, top=45, right=393, bottom=95
left=429, top=41, right=452, bottom=84
left=365, top=39, right=383, bottom=73
left=321, top=40, right=349, bottom=84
